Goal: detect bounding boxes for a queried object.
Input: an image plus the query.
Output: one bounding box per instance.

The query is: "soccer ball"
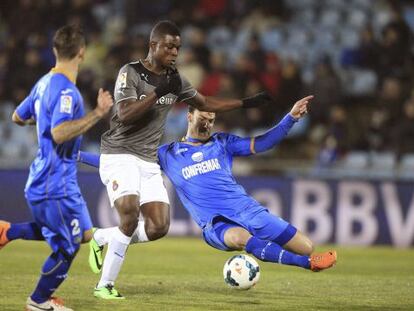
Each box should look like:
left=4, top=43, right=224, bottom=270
left=223, top=254, right=260, bottom=290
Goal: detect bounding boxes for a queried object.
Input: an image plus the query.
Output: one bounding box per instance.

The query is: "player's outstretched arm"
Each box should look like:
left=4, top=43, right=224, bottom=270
left=77, top=151, right=100, bottom=168
left=184, top=92, right=274, bottom=112
left=251, top=95, right=313, bottom=154
left=52, top=88, right=113, bottom=144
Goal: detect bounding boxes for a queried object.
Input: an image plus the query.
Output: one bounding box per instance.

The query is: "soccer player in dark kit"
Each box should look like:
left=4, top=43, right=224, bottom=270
left=91, top=20, right=274, bottom=299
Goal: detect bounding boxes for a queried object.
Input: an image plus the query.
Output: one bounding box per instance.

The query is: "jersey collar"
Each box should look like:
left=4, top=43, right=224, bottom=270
left=50, top=67, right=76, bottom=84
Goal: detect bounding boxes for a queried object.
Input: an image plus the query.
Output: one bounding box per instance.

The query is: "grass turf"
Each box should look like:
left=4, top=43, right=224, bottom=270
left=0, top=238, right=413, bottom=311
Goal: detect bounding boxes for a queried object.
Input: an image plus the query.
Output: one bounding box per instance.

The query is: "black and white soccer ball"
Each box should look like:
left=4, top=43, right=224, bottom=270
left=223, top=254, right=260, bottom=290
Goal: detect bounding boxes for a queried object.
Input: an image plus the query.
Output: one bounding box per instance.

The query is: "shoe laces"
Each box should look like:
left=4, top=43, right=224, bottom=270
left=106, top=284, right=115, bottom=294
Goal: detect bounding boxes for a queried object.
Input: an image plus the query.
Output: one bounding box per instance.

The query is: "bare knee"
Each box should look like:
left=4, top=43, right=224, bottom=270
left=82, top=229, right=93, bottom=243
left=224, top=227, right=251, bottom=250
left=146, top=221, right=169, bottom=241
left=227, top=235, right=247, bottom=250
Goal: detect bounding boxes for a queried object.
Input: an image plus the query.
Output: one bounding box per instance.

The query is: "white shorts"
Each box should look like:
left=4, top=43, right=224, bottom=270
left=99, top=153, right=170, bottom=207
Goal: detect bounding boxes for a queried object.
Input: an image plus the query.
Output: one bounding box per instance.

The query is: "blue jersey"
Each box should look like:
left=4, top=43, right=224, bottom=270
left=158, top=133, right=261, bottom=228
left=15, top=70, right=85, bottom=201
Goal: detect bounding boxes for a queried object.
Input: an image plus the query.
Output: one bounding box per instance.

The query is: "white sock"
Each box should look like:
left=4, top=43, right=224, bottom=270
left=97, top=227, right=132, bottom=288
left=130, top=220, right=149, bottom=244
left=93, top=227, right=116, bottom=247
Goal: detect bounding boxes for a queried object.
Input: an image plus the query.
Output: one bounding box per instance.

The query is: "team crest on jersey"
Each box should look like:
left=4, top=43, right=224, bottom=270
left=112, top=180, right=119, bottom=191
left=118, top=72, right=127, bottom=89
left=60, top=95, right=72, bottom=114
left=191, top=152, right=203, bottom=162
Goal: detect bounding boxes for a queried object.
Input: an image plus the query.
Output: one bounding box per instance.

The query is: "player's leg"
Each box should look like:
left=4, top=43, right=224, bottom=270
left=131, top=158, right=170, bottom=242
left=246, top=208, right=336, bottom=271
left=217, top=223, right=311, bottom=269
left=92, top=154, right=140, bottom=298
left=133, top=201, right=170, bottom=241
left=93, top=158, right=169, bottom=245
left=26, top=196, right=87, bottom=310
left=94, top=194, right=137, bottom=299
left=282, top=230, right=337, bottom=271
left=282, top=230, right=314, bottom=255
left=0, top=220, right=44, bottom=249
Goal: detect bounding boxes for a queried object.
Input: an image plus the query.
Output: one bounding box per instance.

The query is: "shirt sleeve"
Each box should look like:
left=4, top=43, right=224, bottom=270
left=177, top=74, right=197, bottom=102
left=251, top=114, right=297, bottom=153
left=114, top=64, right=143, bottom=104
left=219, top=133, right=252, bottom=157
left=220, top=113, right=298, bottom=156
left=51, top=88, right=81, bottom=129
left=15, top=92, right=34, bottom=120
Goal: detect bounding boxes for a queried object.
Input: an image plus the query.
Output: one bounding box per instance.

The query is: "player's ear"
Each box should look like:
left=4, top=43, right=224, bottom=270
left=78, top=46, right=86, bottom=62
left=52, top=47, right=58, bottom=60
left=149, top=41, right=157, bottom=52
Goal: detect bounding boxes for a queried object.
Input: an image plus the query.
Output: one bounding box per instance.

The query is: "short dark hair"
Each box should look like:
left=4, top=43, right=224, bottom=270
left=150, top=20, right=180, bottom=41
left=53, top=25, right=85, bottom=60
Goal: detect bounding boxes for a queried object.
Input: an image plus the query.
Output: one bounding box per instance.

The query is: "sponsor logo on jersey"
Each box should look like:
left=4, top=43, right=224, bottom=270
left=191, top=152, right=203, bottom=162
left=139, top=93, right=176, bottom=105
left=61, top=88, right=73, bottom=95
left=182, top=158, right=221, bottom=180
left=140, top=73, right=149, bottom=82
left=60, top=95, right=72, bottom=114
left=176, top=148, right=188, bottom=154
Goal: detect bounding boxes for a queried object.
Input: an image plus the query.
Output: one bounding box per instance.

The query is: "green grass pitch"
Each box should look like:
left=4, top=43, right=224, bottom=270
left=1, top=238, right=413, bottom=310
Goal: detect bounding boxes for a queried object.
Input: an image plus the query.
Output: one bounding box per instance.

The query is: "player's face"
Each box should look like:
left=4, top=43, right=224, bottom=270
left=152, top=34, right=181, bottom=68
left=189, top=110, right=216, bottom=138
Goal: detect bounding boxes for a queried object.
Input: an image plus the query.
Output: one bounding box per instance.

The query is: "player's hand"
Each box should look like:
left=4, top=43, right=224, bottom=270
left=154, top=67, right=182, bottom=98
left=241, top=92, right=274, bottom=108
left=289, top=95, right=313, bottom=119
left=95, top=88, right=114, bottom=118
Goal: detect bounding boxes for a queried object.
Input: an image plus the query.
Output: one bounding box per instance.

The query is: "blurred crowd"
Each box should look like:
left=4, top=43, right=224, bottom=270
left=1, top=0, right=414, bottom=175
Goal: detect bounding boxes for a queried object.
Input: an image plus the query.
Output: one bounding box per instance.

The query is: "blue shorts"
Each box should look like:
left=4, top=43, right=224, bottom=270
left=202, top=205, right=297, bottom=251
left=27, top=194, right=92, bottom=256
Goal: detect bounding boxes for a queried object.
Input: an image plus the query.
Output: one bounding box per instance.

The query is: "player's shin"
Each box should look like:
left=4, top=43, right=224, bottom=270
left=97, top=227, right=131, bottom=288
left=245, top=236, right=310, bottom=269
left=30, top=249, right=75, bottom=304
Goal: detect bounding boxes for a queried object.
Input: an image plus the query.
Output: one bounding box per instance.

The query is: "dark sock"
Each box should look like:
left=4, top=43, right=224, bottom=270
left=7, top=222, right=44, bottom=241
left=30, top=251, right=73, bottom=303
left=245, top=236, right=310, bottom=269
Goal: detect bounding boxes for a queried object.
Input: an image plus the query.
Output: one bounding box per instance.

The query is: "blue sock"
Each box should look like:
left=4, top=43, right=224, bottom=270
left=6, top=222, right=44, bottom=241
left=245, top=236, right=310, bottom=269
left=31, top=251, right=73, bottom=303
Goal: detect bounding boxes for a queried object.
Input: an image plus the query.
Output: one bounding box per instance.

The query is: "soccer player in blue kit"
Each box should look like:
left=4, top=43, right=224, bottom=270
left=79, top=95, right=337, bottom=274
left=0, top=25, right=113, bottom=311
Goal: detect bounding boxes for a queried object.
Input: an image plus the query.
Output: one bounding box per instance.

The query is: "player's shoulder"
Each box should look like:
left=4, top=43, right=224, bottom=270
left=50, top=73, right=77, bottom=90
left=49, top=74, right=78, bottom=96
left=122, top=60, right=145, bottom=74
left=212, top=132, right=231, bottom=142
left=158, top=142, right=177, bottom=155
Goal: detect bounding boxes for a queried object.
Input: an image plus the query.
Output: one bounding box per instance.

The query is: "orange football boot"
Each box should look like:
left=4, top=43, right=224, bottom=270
left=310, top=250, right=337, bottom=272
left=0, top=221, right=11, bottom=249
